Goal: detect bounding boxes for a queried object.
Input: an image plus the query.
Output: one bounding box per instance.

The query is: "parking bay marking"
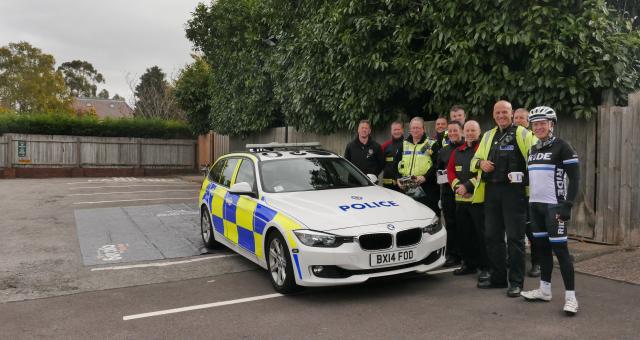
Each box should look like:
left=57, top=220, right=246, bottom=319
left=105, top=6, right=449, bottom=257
left=69, top=184, right=199, bottom=190
left=123, top=293, right=284, bottom=321
left=92, top=254, right=238, bottom=271
left=122, top=266, right=456, bottom=321
left=69, top=189, right=197, bottom=196
left=73, top=198, right=194, bottom=205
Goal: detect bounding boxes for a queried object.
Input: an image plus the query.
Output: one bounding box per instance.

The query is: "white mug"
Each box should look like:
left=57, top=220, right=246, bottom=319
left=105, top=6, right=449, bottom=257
left=508, top=171, right=524, bottom=183
left=437, top=170, right=448, bottom=184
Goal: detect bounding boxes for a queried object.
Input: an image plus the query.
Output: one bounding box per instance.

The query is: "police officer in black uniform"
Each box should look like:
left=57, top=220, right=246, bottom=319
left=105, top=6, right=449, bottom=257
left=344, top=119, right=384, bottom=176
left=473, top=101, right=534, bottom=297
left=381, top=121, right=405, bottom=191
left=436, top=121, right=464, bottom=267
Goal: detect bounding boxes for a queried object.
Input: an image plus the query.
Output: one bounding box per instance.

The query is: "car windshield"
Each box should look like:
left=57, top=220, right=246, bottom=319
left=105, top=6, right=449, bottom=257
left=260, top=157, right=372, bottom=193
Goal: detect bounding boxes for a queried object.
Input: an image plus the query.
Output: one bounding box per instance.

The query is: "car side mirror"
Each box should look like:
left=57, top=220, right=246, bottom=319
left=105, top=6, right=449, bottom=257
left=229, top=182, right=256, bottom=197
left=367, top=174, right=379, bottom=184
left=200, top=165, right=209, bottom=177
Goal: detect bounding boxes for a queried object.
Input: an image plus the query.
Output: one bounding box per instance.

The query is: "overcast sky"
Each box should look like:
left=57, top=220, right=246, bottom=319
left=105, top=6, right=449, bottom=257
left=0, top=0, right=205, bottom=104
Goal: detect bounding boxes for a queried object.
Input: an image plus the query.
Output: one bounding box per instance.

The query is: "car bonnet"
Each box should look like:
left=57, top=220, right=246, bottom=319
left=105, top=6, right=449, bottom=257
left=260, top=185, right=435, bottom=231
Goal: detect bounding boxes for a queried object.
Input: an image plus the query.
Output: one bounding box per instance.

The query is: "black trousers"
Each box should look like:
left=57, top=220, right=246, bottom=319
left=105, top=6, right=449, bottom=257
left=456, top=202, right=489, bottom=269
left=441, top=194, right=459, bottom=258
left=529, top=202, right=575, bottom=290
left=484, top=183, right=527, bottom=287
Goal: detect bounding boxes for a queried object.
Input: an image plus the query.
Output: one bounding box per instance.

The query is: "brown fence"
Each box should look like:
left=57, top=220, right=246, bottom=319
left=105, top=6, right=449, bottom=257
left=198, top=91, right=640, bottom=246
left=1, top=133, right=197, bottom=178
left=593, top=92, right=640, bottom=246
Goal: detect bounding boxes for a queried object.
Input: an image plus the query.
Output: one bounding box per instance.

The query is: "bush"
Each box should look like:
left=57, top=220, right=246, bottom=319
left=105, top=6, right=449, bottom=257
left=0, top=112, right=193, bottom=139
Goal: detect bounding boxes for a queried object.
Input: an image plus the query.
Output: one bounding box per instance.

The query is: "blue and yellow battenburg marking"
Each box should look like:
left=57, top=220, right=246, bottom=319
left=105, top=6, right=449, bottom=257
left=199, top=178, right=302, bottom=261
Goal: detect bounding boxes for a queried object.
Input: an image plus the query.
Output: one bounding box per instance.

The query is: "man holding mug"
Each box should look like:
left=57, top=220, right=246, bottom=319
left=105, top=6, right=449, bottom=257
left=471, top=100, right=536, bottom=297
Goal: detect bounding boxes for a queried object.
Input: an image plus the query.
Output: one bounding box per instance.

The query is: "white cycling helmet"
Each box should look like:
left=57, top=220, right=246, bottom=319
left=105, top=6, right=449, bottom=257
left=528, top=106, right=557, bottom=123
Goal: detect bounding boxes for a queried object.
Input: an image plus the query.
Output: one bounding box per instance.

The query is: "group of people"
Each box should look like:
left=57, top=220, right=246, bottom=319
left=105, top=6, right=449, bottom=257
left=344, top=101, right=581, bottom=316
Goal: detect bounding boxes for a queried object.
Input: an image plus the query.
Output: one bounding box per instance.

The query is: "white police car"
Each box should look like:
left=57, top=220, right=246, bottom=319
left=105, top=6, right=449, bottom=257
left=198, top=143, right=446, bottom=293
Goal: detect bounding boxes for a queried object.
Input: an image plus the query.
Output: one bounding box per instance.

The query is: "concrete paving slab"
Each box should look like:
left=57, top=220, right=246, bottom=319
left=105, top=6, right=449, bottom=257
left=75, top=203, right=202, bottom=266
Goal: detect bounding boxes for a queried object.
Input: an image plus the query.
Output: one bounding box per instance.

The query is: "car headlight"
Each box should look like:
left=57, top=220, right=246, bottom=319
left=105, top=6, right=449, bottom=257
left=422, top=216, right=442, bottom=235
left=293, top=230, right=354, bottom=248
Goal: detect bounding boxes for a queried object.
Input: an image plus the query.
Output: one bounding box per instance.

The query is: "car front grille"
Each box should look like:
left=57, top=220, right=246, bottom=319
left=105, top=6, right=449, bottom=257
left=358, top=233, right=392, bottom=250
left=396, top=228, right=422, bottom=247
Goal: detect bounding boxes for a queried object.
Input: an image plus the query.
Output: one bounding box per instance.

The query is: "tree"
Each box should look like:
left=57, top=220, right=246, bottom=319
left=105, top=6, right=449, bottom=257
left=131, top=66, right=184, bottom=120
left=57, top=60, right=105, bottom=98
left=98, top=89, right=110, bottom=99
left=175, top=55, right=213, bottom=135
left=186, top=0, right=640, bottom=134
left=112, top=94, right=124, bottom=100
left=186, top=0, right=283, bottom=136
left=608, top=0, right=639, bottom=26
left=0, top=41, right=71, bottom=113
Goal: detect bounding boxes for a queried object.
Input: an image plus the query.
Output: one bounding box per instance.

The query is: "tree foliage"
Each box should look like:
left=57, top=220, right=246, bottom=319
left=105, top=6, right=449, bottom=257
left=0, top=111, right=192, bottom=139
left=186, top=0, right=640, bottom=134
left=132, top=66, right=184, bottom=120
left=57, top=60, right=105, bottom=98
left=98, top=89, right=110, bottom=99
left=174, top=55, right=213, bottom=135
left=186, top=0, right=283, bottom=136
left=0, top=41, right=72, bottom=113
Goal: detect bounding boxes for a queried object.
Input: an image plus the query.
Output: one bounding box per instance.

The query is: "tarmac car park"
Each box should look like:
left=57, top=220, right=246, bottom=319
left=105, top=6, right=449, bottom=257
left=198, top=142, right=447, bottom=293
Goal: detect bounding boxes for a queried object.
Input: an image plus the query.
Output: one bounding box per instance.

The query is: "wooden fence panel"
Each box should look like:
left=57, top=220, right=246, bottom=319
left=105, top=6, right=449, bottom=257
left=553, top=117, right=597, bottom=239
left=626, top=92, right=640, bottom=246
left=619, top=107, right=633, bottom=244
left=140, top=139, right=195, bottom=168
left=213, top=133, right=229, bottom=162
left=0, top=135, right=7, bottom=168
left=80, top=137, right=138, bottom=166
left=0, top=133, right=196, bottom=169
left=10, top=134, right=77, bottom=167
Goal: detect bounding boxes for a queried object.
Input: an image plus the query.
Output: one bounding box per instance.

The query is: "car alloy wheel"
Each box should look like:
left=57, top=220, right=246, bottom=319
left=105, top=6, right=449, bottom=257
left=269, top=237, right=287, bottom=286
left=266, top=232, right=300, bottom=294
left=200, top=209, right=218, bottom=248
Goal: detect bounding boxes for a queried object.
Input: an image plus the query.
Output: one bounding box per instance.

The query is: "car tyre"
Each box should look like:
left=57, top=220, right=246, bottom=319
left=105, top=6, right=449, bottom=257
left=266, top=231, right=301, bottom=294
left=201, top=208, right=220, bottom=248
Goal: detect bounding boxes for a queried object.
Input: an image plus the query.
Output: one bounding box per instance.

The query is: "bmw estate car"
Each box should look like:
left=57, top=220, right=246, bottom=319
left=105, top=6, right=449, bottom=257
left=198, top=142, right=446, bottom=293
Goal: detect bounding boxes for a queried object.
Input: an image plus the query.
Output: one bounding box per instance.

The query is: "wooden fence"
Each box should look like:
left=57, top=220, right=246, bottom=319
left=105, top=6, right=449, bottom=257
left=593, top=92, right=640, bottom=246
left=200, top=91, right=640, bottom=246
left=1, top=134, right=196, bottom=174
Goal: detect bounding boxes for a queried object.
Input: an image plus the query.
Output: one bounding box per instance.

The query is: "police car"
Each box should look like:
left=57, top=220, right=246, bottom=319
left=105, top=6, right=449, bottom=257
left=198, top=142, right=446, bottom=293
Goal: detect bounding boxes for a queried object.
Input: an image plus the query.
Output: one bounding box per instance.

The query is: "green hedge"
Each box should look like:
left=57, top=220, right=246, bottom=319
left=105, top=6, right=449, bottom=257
left=0, top=113, right=194, bottom=139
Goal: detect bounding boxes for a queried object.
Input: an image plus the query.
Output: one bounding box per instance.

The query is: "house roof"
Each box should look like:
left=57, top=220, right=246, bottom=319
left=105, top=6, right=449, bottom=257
left=72, top=97, right=134, bottom=119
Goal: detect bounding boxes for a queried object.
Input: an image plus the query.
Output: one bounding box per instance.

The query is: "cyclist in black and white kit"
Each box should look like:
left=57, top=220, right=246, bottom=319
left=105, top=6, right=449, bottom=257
left=520, top=106, right=580, bottom=316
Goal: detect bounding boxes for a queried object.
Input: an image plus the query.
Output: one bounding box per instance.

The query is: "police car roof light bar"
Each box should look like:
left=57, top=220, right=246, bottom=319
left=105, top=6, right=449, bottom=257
left=246, top=142, right=322, bottom=153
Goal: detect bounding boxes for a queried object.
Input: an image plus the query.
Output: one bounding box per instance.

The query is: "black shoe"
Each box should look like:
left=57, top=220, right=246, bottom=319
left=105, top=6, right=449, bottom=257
left=443, top=256, right=461, bottom=268
left=507, top=286, right=522, bottom=297
left=453, top=265, right=477, bottom=276
left=528, top=264, right=541, bottom=278
left=477, top=280, right=508, bottom=289
left=478, top=270, right=491, bottom=282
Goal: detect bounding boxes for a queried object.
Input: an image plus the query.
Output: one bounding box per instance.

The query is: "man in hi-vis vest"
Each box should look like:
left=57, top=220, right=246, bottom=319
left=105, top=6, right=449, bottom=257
left=471, top=100, right=535, bottom=297
left=395, top=116, right=439, bottom=215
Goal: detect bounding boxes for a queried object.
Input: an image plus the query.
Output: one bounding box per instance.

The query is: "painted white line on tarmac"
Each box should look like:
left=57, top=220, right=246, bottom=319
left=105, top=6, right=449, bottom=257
left=91, top=254, right=238, bottom=271
left=426, top=267, right=459, bottom=275
left=73, top=197, right=194, bottom=205
left=69, top=189, right=196, bottom=196
left=69, top=184, right=198, bottom=190
left=123, top=293, right=283, bottom=321
left=66, top=178, right=182, bottom=185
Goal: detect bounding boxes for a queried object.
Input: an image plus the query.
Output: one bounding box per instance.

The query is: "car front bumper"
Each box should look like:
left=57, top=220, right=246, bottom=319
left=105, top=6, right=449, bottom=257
left=290, top=227, right=446, bottom=287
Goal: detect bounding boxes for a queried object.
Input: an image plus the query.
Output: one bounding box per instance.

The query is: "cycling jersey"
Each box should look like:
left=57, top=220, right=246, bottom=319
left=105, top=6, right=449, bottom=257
left=527, top=137, right=579, bottom=204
